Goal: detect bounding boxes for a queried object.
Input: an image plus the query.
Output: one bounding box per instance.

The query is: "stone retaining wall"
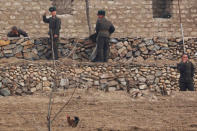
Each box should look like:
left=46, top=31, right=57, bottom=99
left=0, top=37, right=197, bottom=62
left=1, top=37, right=197, bottom=96
left=0, top=61, right=196, bottom=96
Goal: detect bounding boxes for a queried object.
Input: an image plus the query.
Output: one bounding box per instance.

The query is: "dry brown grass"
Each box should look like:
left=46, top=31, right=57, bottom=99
left=0, top=89, right=197, bottom=131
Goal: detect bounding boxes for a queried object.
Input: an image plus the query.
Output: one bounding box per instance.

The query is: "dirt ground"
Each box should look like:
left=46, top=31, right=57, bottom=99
left=0, top=89, right=197, bottom=131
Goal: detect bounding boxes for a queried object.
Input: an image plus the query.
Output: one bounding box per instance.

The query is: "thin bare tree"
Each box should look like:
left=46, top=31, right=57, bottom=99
left=46, top=1, right=92, bottom=130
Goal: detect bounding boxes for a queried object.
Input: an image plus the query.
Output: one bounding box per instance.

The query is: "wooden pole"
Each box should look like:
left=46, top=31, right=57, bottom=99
left=85, top=0, right=92, bottom=35
left=178, top=0, right=186, bottom=53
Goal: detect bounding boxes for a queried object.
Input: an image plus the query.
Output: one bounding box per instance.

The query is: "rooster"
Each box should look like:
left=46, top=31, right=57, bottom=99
left=66, top=115, right=79, bottom=127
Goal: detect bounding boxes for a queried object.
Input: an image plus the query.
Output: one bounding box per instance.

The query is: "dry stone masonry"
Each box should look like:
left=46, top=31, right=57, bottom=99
left=0, top=37, right=197, bottom=62
left=0, top=61, right=196, bottom=96
left=1, top=36, right=197, bottom=96
left=0, top=0, right=197, bottom=38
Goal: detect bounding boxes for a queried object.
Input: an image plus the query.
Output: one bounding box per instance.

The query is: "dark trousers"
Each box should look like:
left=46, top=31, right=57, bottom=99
left=179, top=80, right=194, bottom=91
left=46, top=37, right=59, bottom=60
left=95, top=36, right=109, bottom=62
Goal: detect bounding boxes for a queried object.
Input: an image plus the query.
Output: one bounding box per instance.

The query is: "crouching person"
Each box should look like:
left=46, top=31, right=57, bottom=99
left=7, top=26, right=28, bottom=38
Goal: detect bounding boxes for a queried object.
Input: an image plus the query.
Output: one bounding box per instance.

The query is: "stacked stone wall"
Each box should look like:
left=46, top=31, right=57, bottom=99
left=0, top=37, right=197, bottom=62
left=0, top=61, right=197, bottom=96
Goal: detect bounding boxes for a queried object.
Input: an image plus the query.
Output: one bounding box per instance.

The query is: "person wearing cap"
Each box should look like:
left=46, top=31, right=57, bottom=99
left=43, top=6, right=61, bottom=60
left=7, top=26, right=28, bottom=37
left=93, top=10, right=115, bottom=62
left=177, top=54, right=195, bottom=91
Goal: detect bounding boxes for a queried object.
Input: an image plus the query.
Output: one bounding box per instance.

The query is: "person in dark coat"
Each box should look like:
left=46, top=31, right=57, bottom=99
left=177, top=54, right=195, bottom=91
left=7, top=26, right=28, bottom=37
left=43, top=6, right=61, bottom=60
left=93, top=10, right=115, bottom=62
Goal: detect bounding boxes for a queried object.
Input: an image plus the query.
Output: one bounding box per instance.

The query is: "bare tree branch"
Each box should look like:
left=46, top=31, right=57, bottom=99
left=51, top=86, right=77, bottom=123
left=47, top=91, right=53, bottom=131
left=47, top=30, right=56, bottom=131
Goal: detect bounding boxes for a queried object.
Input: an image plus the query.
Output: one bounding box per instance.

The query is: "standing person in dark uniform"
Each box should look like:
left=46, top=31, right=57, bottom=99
left=43, top=6, right=61, bottom=60
left=177, top=54, right=195, bottom=91
left=7, top=26, right=28, bottom=37
left=93, top=10, right=115, bottom=62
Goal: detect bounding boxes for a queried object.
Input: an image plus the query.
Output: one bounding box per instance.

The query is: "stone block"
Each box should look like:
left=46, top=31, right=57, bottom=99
left=23, top=52, right=39, bottom=60
left=15, top=52, right=23, bottom=58
left=94, top=81, right=99, bottom=86
left=139, top=84, right=147, bottom=90
left=43, top=81, right=51, bottom=87
left=3, top=44, right=16, bottom=50
left=43, top=87, right=52, bottom=91
left=30, top=88, right=37, bottom=93
left=13, top=45, right=23, bottom=54
left=108, top=87, right=116, bottom=91
left=0, top=88, right=11, bottom=96
left=3, top=49, right=12, bottom=54
left=108, top=80, right=118, bottom=87
left=100, top=74, right=115, bottom=79
left=23, top=52, right=33, bottom=60
left=21, top=40, right=34, bottom=46
left=138, top=76, right=146, bottom=83
left=60, top=78, right=69, bottom=87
